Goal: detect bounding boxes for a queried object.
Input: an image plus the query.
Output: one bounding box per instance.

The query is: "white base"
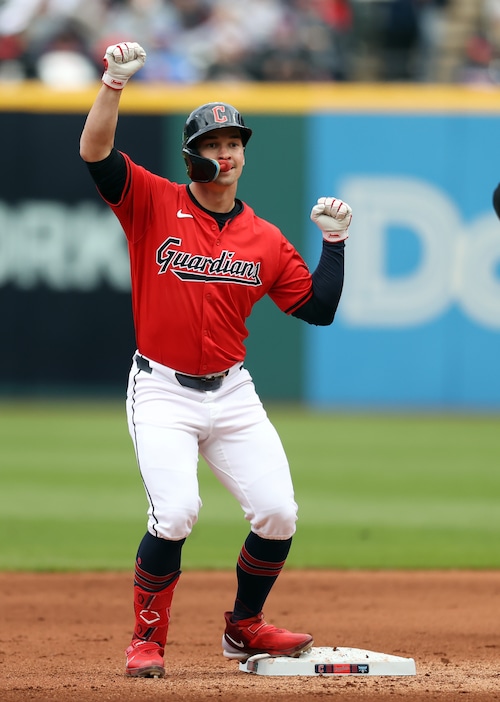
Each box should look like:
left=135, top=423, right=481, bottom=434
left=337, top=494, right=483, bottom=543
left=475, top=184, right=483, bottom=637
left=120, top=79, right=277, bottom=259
left=239, top=646, right=416, bottom=676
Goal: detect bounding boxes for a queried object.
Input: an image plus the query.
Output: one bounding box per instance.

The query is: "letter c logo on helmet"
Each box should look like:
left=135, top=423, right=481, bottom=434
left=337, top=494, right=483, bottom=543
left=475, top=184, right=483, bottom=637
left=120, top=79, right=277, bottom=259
left=212, top=105, right=228, bottom=124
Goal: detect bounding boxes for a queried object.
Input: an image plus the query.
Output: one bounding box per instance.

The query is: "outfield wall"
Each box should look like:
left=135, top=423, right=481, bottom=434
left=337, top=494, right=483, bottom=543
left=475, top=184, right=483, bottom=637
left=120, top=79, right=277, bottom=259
left=1, top=83, right=499, bottom=408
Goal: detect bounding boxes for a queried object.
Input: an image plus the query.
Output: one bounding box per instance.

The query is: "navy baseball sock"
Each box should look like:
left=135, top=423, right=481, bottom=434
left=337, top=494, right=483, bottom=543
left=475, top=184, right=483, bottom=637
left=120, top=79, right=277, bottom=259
left=134, top=531, right=185, bottom=592
left=232, top=532, right=292, bottom=621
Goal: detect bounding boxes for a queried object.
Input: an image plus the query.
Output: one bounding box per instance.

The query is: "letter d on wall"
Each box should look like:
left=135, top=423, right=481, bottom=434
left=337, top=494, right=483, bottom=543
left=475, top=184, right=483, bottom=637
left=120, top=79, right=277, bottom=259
left=340, top=176, right=460, bottom=328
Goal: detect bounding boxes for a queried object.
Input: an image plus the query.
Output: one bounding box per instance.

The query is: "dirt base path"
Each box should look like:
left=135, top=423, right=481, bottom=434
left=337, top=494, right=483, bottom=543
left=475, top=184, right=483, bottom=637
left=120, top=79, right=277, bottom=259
left=1, top=570, right=499, bottom=701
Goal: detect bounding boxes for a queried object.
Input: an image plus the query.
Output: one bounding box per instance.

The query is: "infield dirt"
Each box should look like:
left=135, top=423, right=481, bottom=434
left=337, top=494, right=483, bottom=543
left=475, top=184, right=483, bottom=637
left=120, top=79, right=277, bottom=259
left=1, top=570, right=498, bottom=701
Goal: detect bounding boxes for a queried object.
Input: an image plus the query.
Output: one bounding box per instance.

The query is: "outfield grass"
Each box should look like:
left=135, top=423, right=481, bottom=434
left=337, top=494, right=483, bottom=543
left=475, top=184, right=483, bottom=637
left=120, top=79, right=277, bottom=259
left=0, top=400, right=498, bottom=571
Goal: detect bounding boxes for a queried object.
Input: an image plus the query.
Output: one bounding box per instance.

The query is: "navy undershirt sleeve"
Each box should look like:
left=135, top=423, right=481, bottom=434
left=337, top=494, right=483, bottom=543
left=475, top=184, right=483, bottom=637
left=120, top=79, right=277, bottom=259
left=292, top=241, right=345, bottom=326
left=85, top=148, right=127, bottom=204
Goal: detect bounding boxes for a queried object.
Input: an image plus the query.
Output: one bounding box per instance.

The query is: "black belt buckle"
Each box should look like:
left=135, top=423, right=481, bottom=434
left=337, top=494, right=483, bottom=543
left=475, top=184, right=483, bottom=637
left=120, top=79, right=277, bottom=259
left=175, top=371, right=227, bottom=392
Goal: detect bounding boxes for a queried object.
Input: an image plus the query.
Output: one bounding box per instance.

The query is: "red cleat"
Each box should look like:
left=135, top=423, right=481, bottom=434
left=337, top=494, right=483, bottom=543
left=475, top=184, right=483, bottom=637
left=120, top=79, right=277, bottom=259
left=222, top=611, right=313, bottom=662
left=125, top=639, right=165, bottom=678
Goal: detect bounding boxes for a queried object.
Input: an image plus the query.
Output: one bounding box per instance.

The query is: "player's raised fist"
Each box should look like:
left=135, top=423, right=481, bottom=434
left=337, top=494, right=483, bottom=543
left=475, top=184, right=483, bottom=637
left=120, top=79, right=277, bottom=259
left=102, top=42, right=146, bottom=90
left=310, top=197, right=352, bottom=243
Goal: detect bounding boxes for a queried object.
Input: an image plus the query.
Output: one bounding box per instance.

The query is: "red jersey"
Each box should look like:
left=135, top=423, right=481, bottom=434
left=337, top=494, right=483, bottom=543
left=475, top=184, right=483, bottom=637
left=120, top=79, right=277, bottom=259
left=109, top=153, right=313, bottom=374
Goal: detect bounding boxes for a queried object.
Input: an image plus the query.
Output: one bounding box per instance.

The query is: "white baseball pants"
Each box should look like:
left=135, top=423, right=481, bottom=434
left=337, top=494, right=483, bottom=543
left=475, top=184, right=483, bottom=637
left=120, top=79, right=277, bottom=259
left=126, top=353, right=298, bottom=541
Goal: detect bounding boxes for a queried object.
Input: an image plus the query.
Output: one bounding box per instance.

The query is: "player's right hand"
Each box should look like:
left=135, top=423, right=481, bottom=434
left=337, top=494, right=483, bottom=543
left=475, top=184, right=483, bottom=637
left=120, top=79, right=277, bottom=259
left=102, top=42, right=146, bottom=90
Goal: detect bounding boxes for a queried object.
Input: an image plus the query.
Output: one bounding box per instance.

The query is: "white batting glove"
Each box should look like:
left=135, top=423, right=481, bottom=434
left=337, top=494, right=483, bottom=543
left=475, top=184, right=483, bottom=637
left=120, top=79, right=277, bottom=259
left=310, top=197, right=352, bottom=242
left=102, top=42, right=146, bottom=90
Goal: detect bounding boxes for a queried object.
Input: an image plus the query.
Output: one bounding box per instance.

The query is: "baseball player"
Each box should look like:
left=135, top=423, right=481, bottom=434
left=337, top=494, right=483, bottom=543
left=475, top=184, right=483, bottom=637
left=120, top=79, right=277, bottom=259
left=80, top=42, right=352, bottom=679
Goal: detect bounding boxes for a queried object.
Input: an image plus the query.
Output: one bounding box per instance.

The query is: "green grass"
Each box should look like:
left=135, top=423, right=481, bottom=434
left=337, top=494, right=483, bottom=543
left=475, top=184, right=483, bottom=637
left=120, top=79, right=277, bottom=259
left=0, top=401, right=498, bottom=571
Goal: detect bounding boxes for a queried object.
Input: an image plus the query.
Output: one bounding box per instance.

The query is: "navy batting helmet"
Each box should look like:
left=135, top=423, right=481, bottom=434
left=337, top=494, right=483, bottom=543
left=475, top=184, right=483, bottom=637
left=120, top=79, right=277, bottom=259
left=182, top=102, right=252, bottom=183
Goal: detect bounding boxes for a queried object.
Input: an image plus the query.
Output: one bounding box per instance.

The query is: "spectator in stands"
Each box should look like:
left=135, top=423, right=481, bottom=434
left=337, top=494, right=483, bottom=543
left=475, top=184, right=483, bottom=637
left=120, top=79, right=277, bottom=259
left=0, top=0, right=104, bottom=84
left=414, top=0, right=450, bottom=82
left=246, top=0, right=353, bottom=82
left=378, top=0, right=421, bottom=81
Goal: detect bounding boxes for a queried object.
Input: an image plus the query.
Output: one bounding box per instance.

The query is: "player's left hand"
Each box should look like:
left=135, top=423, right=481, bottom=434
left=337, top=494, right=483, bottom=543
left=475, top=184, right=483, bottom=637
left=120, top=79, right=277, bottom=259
left=310, top=197, right=352, bottom=242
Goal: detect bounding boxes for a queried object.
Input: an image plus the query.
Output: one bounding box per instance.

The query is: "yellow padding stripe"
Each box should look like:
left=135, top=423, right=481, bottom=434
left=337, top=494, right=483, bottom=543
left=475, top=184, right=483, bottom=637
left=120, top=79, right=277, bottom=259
left=2, top=81, right=500, bottom=114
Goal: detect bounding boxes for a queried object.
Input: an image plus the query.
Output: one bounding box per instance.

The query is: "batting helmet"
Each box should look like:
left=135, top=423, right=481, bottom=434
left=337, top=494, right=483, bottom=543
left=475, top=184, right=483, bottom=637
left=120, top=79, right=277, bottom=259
left=182, top=102, right=252, bottom=183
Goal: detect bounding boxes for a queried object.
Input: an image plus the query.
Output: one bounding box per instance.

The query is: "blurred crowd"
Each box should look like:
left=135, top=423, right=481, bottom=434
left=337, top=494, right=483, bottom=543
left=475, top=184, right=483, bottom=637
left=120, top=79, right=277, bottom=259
left=0, top=0, right=499, bottom=86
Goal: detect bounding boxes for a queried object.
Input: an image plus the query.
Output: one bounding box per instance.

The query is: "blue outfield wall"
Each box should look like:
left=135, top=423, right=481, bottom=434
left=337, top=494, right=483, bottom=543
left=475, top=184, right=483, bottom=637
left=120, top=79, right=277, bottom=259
left=305, top=113, right=500, bottom=410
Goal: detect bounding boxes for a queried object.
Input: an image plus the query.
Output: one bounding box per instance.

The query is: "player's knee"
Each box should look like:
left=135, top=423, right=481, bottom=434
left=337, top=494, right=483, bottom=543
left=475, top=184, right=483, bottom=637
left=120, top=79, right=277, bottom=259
left=251, top=503, right=298, bottom=540
left=148, top=507, right=199, bottom=540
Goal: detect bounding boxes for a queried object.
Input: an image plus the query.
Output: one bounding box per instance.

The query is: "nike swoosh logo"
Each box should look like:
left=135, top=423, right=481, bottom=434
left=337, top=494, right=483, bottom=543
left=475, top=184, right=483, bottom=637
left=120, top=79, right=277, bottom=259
left=177, top=209, right=193, bottom=219
left=225, top=634, right=245, bottom=648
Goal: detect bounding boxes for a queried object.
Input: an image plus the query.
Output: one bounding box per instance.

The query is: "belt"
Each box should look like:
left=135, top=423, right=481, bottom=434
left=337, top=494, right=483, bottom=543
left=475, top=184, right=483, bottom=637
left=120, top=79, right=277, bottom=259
left=135, top=354, right=229, bottom=392
left=174, top=371, right=228, bottom=392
